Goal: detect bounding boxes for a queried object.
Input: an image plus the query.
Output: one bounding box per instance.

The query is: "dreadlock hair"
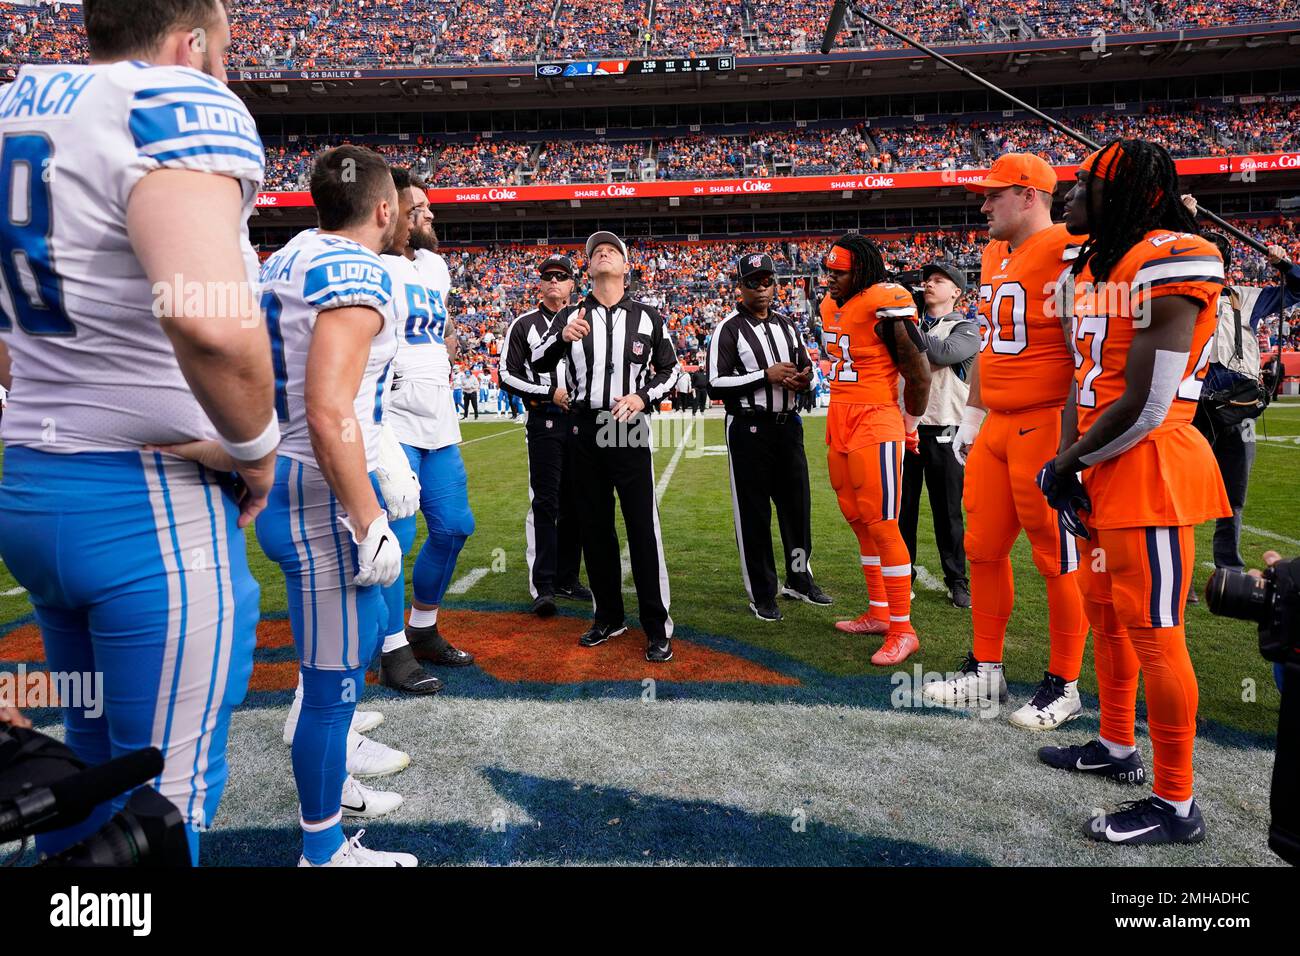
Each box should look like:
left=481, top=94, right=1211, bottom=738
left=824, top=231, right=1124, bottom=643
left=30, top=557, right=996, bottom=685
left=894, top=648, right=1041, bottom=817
left=1072, top=138, right=1199, bottom=282
left=831, top=233, right=889, bottom=302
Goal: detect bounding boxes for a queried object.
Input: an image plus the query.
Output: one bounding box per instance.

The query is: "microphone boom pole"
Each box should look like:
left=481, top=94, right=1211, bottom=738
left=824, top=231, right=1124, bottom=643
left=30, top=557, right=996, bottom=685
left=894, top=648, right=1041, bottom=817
left=825, top=1, right=1291, bottom=266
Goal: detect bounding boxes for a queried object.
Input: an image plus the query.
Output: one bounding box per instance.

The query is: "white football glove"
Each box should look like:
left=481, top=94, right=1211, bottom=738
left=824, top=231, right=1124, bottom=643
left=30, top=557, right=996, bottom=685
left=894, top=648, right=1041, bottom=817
left=346, top=513, right=402, bottom=588
left=953, top=406, right=987, bottom=467
left=375, top=423, right=419, bottom=520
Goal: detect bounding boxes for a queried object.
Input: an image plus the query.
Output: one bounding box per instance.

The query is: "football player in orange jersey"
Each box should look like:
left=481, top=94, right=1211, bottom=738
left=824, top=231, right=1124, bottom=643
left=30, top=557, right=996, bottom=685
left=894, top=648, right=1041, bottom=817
left=920, top=153, right=1092, bottom=730
left=820, top=234, right=932, bottom=665
left=1037, top=139, right=1230, bottom=846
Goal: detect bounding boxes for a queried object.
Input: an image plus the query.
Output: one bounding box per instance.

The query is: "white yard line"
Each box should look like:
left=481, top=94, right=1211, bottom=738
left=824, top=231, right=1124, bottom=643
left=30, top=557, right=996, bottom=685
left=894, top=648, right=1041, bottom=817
left=912, top=565, right=946, bottom=593
left=459, top=426, right=524, bottom=447
left=446, top=567, right=490, bottom=595
left=1241, top=524, right=1300, bottom=549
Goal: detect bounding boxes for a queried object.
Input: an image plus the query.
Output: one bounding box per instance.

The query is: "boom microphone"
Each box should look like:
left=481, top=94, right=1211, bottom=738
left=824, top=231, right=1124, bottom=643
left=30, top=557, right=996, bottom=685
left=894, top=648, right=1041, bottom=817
left=820, top=0, right=849, bottom=55
left=842, top=2, right=1294, bottom=268
left=0, top=746, right=163, bottom=841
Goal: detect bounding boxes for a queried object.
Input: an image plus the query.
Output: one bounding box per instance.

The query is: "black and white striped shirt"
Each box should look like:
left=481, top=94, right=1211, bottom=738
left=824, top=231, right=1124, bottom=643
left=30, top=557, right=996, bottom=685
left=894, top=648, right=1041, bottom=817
left=532, top=293, right=679, bottom=411
left=500, top=304, right=563, bottom=401
left=707, top=305, right=813, bottom=413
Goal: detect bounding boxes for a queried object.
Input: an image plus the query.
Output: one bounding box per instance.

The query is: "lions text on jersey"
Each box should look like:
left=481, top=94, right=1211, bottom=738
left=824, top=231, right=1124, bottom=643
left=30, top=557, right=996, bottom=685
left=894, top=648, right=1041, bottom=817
left=0, top=62, right=265, bottom=864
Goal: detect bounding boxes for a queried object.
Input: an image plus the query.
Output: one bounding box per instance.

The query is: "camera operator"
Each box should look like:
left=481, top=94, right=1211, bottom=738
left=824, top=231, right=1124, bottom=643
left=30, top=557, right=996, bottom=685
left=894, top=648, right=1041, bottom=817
left=1179, top=203, right=1300, bottom=601
left=1207, top=550, right=1300, bottom=865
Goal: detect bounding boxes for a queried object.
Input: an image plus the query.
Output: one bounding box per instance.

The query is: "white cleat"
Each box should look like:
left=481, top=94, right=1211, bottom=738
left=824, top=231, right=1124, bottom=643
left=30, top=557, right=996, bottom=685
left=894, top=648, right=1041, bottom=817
left=920, top=652, right=1008, bottom=709
left=1009, top=673, right=1083, bottom=731
left=283, top=696, right=383, bottom=745
left=340, top=774, right=403, bottom=819
left=297, top=829, right=418, bottom=867
left=347, top=730, right=410, bottom=778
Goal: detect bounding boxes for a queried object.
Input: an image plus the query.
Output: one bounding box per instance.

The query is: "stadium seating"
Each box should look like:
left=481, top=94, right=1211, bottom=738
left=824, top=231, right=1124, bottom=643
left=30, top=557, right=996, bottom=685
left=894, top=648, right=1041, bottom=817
left=5, top=0, right=1300, bottom=67
left=254, top=100, right=1300, bottom=190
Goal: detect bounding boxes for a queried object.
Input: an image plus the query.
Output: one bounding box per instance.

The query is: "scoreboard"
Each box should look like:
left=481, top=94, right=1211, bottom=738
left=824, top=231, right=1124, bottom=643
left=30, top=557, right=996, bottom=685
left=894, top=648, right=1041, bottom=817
left=535, top=56, right=734, bottom=78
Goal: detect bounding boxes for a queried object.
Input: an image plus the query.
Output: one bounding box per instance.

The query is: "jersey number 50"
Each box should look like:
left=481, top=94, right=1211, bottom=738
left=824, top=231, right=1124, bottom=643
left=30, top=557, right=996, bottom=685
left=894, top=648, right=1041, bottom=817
left=977, top=282, right=1027, bottom=355
left=0, top=133, right=73, bottom=335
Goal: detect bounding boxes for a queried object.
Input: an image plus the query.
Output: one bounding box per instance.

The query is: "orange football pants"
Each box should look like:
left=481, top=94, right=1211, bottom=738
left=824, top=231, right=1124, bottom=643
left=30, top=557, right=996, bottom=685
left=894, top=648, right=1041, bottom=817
left=962, top=406, right=1088, bottom=679
left=1077, top=524, right=1199, bottom=803
left=828, top=441, right=913, bottom=634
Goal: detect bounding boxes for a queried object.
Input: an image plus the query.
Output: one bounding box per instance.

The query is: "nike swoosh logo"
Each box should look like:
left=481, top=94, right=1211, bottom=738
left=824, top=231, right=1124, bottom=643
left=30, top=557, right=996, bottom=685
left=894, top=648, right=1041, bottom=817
left=342, top=797, right=368, bottom=812
left=373, top=538, right=388, bottom=557
left=1105, top=824, right=1160, bottom=842
left=1076, top=759, right=1112, bottom=771
left=1018, top=427, right=1038, bottom=436
left=1169, top=245, right=1197, bottom=255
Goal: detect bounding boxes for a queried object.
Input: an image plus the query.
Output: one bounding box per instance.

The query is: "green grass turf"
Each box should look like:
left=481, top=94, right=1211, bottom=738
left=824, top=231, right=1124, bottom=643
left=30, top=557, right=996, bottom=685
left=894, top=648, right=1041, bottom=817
left=1, top=403, right=1294, bottom=738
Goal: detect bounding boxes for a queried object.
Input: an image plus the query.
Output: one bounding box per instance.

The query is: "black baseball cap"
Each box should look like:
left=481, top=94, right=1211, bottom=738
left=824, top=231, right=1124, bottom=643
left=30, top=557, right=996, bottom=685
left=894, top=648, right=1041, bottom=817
left=736, top=252, right=776, bottom=279
left=922, top=260, right=968, bottom=293
left=538, top=254, right=574, bottom=277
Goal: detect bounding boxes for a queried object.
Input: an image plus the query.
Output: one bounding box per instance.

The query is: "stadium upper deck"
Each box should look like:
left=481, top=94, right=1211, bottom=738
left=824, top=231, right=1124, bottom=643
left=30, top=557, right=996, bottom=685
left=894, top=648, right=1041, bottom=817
left=3, top=0, right=1300, bottom=68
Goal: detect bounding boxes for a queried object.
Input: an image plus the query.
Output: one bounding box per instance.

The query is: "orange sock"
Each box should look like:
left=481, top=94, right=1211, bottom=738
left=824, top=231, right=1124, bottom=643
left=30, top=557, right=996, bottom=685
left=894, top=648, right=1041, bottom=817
left=1045, top=574, right=1088, bottom=682
left=970, top=557, right=1013, bottom=663
left=868, top=519, right=913, bottom=635
left=1128, top=624, right=1198, bottom=803
left=851, top=521, right=890, bottom=623
left=1085, top=597, right=1139, bottom=748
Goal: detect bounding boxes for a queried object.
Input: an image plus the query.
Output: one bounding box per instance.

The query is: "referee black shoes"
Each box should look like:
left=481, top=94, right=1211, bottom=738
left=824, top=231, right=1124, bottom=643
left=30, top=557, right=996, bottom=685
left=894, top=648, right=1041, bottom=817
left=579, top=622, right=627, bottom=647
left=749, top=600, right=782, bottom=622
left=556, top=581, right=594, bottom=602
left=532, top=594, right=557, bottom=617
left=780, top=581, right=833, bottom=606
left=646, top=638, right=673, bottom=663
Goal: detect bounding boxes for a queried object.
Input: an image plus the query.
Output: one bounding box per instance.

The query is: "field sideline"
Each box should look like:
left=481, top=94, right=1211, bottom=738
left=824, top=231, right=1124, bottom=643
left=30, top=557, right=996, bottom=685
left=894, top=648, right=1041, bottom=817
left=1, top=402, right=1296, bottom=865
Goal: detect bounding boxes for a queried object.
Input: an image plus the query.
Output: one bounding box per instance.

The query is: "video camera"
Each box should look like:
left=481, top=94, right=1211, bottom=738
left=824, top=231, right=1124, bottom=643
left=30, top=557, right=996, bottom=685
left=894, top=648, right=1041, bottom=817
left=1207, top=557, right=1300, bottom=865
left=0, top=726, right=191, bottom=867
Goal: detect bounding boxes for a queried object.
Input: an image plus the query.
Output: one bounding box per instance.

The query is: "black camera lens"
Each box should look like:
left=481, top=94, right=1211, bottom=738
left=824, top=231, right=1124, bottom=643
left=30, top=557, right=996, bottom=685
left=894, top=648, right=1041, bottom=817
left=1205, top=567, right=1272, bottom=623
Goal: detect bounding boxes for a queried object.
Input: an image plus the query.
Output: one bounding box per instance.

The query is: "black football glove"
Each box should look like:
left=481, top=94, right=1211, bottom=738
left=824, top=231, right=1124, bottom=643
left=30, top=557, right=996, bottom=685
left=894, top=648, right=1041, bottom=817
left=1036, top=459, right=1092, bottom=541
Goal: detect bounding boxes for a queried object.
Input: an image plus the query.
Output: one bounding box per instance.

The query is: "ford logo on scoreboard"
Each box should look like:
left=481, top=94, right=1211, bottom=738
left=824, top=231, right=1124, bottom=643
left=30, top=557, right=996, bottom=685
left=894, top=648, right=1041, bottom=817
left=535, top=56, right=734, bottom=78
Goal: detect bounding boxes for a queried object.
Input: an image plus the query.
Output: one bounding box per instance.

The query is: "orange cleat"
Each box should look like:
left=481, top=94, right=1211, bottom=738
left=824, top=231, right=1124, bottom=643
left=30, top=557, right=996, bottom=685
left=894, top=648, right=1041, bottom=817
left=834, top=612, right=890, bottom=635
left=871, top=631, right=920, bottom=666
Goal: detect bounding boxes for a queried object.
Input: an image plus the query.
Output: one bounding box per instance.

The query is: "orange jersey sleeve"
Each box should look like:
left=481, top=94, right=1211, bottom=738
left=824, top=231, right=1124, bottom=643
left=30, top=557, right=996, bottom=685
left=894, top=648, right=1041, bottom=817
left=1071, top=230, right=1229, bottom=528
left=820, top=281, right=917, bottom=407
left=976, top=222, right=1085, bottom=412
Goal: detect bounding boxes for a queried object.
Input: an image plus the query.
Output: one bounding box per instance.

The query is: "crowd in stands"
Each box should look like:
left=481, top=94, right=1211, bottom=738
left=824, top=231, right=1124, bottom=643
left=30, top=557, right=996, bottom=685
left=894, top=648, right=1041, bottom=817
left=254, top=99, right=1300, bottom=189
left=5, top=0, right=1300, bottom=67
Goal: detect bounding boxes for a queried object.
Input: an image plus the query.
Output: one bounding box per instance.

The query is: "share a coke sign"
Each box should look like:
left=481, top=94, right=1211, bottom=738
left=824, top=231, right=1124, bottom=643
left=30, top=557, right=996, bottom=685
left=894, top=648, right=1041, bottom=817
left=255, top=152, right=1300, bottom=208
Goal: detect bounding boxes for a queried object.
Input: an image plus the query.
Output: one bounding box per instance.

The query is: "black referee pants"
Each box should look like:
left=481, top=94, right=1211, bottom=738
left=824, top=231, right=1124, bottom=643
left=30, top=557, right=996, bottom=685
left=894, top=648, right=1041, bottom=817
left=570, top=410, right=672, bottom=646
left=461, top=391, right=479, bottom=419
left=724, top=411, right=814, bottom=606
left=899, top=424, right=968, bottom=590
left=525, top=406, right=583, bottom=599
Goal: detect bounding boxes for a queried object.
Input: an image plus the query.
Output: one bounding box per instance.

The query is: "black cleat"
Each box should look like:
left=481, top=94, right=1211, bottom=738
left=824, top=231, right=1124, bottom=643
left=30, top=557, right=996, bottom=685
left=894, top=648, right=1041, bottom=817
left=749, top=600, right=782, bottom=622
left=949, top=582, right=972, bottom=609
left=1085, top=796, right=1206, bottom=846
left=578, top=621, right=627, bottom=647
left=406, top=622, right=475, bottom=667
left=1039, top=739, right=1146, bottom=785
left=555, top=581, right=594, bottom=602
left=379, top=644, right=444, bottom=695
left=646, top=638, right=673, bottom=663
left=532, top=594, right=557, bottom=618
left=780, top=582, right=833, bottom=606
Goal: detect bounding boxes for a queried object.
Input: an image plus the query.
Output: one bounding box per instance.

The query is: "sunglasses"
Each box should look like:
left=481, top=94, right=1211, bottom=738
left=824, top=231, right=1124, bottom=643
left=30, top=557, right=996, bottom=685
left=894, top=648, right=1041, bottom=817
left=741, top=275, right=775, bottom=290
left=540, top=273, right=571, bottom=283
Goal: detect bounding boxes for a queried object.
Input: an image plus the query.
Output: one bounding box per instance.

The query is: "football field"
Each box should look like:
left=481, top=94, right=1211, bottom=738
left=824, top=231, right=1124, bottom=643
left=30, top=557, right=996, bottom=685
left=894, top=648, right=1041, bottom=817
left=2, top=403, right=1296, bottom=866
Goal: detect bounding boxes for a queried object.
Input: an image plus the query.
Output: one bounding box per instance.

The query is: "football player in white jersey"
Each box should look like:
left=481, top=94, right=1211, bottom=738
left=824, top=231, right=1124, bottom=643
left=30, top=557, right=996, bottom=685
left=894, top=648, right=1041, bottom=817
left=249, top=146, right=415, bottom=867
left=0, top=0, right=275, bottom=865
left=375, top=171, right=477, bottom=689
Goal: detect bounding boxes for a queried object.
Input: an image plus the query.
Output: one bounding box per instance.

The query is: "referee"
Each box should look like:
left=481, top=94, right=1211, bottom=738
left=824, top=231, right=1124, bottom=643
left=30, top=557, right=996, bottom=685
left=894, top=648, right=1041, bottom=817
left=708, top=253, right=831, bottom=622
left=500, top=252, right=592, bottom=617
left=532, top=231, right=680, bottom=662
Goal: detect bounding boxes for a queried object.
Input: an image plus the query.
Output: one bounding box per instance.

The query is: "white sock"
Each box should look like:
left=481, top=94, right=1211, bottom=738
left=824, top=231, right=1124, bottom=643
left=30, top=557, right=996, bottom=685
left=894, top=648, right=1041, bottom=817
left=1155, top=793, right=1194, bottom=818
left=409, top=607, right=438, bottom=628
left=1099, top=736, right=1137, bottom=759
left=294, top=674, right=304, bottom=703
left=382, top=631, right=408, bottom=654
left=300, top=810, right=342, bottom=832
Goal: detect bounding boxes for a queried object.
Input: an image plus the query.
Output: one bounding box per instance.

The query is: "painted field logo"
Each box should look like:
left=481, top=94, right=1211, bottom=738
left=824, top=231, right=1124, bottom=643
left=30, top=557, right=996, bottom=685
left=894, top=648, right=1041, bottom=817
left=50, top=886, right=152, bottom=936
